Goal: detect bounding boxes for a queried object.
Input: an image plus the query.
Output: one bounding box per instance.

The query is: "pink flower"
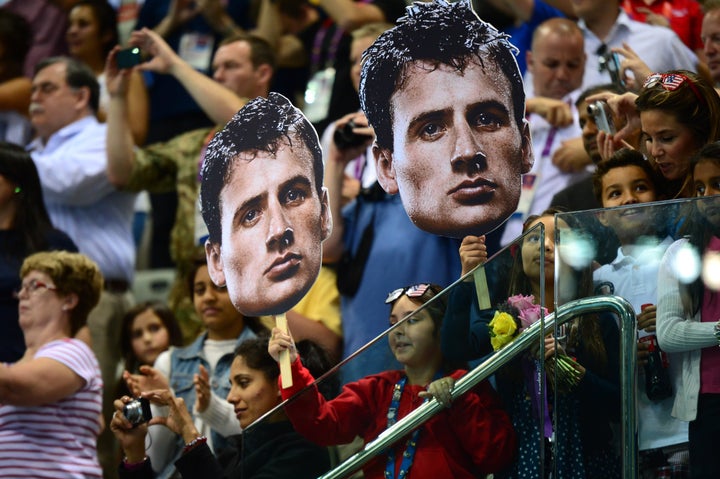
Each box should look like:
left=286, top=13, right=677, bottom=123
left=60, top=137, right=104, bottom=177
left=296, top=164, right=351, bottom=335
left=506, top=294, right=548, bottom=329
left=507, top=294, right=536, bottom=312
left=518, top=305, right=547, bottom=328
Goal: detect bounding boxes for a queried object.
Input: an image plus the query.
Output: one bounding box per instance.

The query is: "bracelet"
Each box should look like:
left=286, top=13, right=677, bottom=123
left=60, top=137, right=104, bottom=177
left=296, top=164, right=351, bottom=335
left=122, top=456, right=148, bottom=471
left=714, top=321, right=720, bottom=347
left=183, top=435, right=207, bottom=454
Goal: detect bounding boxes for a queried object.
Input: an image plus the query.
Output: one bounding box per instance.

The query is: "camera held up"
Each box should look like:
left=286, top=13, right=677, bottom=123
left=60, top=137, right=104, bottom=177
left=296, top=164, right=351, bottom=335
left=123, top=397, right=152, bottom=428
left=587, top=101, right=616, bottom=135
left=333, top=119, right=373, bottom=150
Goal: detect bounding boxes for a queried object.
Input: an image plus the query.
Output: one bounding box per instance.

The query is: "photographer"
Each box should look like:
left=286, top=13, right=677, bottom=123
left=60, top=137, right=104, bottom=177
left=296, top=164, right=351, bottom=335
left=111, top=337, right=332, bottom=479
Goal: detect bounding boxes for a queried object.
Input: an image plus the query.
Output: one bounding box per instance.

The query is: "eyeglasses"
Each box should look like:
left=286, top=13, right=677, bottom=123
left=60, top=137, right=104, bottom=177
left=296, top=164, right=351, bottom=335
left=13, top=279, right=58, bottom=299
left=642, top=72, right=704, bottom=103
left=385, top=284, right=431, bottom=304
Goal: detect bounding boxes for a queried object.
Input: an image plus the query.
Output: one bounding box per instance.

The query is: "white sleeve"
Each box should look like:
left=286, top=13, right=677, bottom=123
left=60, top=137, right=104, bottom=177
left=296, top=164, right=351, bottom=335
left=146, top=349, right=179, bottom=474
left=656, top=239, right=717, bottom=353
left=195, top=391, right=242, bottom=437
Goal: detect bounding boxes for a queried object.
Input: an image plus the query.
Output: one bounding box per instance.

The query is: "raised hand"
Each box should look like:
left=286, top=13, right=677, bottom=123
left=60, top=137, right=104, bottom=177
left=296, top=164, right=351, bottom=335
left=110, top=396, right=149, bottom=463
left=268, top=327, right=298, bottom=364
left=194, top=364, right=211, bottom=413
left=143, top=389, right=201, bottom=443
left=123, top=365, right=170, bottom=397
left=459, top=235, right=487, bottom=276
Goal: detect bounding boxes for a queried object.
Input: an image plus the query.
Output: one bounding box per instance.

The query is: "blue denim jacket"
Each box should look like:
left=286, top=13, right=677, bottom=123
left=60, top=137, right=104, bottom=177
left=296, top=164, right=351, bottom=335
left=156, top=327, right=257, bottom=479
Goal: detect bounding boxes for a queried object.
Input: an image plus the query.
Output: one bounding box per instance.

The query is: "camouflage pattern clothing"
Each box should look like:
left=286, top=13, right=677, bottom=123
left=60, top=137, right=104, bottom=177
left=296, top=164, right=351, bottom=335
left=125, top=127, right=218, bottom=342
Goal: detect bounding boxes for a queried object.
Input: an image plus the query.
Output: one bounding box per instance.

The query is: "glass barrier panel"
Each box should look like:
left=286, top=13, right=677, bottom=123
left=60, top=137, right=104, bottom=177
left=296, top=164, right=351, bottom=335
left=240, top=224, right=546, bottom=479
left=554, top=197, right=710, bottom=479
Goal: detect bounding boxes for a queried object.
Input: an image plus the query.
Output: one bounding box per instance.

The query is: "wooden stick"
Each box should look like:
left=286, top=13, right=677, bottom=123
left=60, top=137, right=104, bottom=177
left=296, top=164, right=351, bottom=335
left=275, top=314, right=293, bottom=388
left=473, top=267, right=491, bottom=310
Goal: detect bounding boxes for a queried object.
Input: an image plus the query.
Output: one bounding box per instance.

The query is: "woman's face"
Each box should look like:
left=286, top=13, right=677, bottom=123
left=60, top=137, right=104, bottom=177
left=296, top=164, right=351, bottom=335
left=226, top=355, right=280, bottom=429
left=387, top=296, right=440, bottom=368
left=130, top=309, right=171, bottom=366
left=66, top=5, right=104, bottom=61
left=16, top=270, right=64, bottom=332
left=521, top=215, right=559, bottom=283
left=641, top=109, right=700, bottom=181
left=192, top=265, right=243, bottom=335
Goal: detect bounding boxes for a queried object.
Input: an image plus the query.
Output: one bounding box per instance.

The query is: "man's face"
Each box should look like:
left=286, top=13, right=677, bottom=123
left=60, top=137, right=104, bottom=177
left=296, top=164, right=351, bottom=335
left=702, top=10, right=720, bottom=84
left=206, top=137, right=331, bottom=316
left=212, top=41, right=265, bottom=99
left=375, top=60, right=532, bottom=238
left=528, top=31, right=585, bottom=99
left=29, top=62, right=87, bottom=140
left=577, top=98, right=602, bottom=163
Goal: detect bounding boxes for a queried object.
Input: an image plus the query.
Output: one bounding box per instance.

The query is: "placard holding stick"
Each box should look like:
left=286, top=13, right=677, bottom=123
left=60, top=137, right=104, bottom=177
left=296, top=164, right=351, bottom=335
left=275, top=313, right=293, bottom=388
left=473, top=267, right=491, bottom=310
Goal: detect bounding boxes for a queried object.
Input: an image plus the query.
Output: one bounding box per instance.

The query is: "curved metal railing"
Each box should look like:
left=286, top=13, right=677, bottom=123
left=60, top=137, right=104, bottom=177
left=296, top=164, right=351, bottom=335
left=319, top=295, right=638, bottom=479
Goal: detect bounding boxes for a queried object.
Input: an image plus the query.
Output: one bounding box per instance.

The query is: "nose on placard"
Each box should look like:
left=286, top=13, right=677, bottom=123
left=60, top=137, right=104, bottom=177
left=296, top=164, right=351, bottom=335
left=280, top=228, right=294, bottom=248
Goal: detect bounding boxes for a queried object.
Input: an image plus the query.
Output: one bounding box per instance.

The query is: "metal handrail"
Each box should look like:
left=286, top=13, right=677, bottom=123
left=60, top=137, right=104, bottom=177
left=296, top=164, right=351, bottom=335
left=319, top=295, right=638, bottom=479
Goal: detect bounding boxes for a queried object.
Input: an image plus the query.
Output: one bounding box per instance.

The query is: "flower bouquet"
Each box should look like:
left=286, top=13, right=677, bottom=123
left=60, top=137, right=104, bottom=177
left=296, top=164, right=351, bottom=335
left=488, top=294, right=582, bottom=392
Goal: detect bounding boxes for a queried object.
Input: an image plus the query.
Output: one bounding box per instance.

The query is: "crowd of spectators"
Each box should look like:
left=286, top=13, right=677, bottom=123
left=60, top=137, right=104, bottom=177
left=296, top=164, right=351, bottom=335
left=2, top=0, right=720, bottom=478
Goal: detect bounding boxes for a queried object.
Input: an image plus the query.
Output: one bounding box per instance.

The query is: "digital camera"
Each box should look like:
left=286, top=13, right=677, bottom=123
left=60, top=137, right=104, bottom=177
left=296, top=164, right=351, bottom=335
left=587, top=101, right=616, bottom=135
left=333, top=119, right=373, bottom=150
left=123, top=397, right=152, bottom=427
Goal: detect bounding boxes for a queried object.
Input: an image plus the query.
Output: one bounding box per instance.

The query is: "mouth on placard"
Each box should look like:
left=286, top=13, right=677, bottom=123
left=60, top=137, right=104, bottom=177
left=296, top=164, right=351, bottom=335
left=265, top=253, right=302, bottom=281
left=448, top=177, right=497, bottom=204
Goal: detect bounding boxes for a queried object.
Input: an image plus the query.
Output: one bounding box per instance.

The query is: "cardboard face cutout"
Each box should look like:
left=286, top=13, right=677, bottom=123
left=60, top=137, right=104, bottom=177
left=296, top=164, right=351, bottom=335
left=200, top=93, right=331, bottom=317
left=360, top=0, right=534, bottom=239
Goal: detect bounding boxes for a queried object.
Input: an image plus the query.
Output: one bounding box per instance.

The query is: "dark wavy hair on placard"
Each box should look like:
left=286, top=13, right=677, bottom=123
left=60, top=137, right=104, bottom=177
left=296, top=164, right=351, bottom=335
left=200, top=93, right=323, bottom=244
left=359, top=0, right=524, bottom=150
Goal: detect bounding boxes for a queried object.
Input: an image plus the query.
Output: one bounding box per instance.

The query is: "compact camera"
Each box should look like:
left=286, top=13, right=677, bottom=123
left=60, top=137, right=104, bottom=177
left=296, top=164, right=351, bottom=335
left=123, top=397, right=152, bottom=427
left=333, top=119, right=373, bottom=150
left=598, top=51, right=626, bottom=90
left=587, top=101, right=616, bottom=135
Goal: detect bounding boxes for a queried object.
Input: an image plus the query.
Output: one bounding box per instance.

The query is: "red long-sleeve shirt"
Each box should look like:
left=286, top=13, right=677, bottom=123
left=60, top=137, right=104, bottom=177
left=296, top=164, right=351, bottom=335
left=280, top=357, right=517, bottom=478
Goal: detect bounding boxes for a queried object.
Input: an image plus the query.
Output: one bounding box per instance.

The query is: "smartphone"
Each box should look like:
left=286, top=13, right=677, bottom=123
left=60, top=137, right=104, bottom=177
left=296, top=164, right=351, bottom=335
left=599, top=51, right=626, bottom=90
left=116, top=47, right=142, bottom=69
left=587, top=101, right=616, bottom=135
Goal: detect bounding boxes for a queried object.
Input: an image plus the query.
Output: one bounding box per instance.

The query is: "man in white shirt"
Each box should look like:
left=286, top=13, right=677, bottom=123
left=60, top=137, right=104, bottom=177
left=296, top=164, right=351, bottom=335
left=502, top=18, right=589, bottom=245
left=572, top=0, right=697, bottom=91
left=27, top=56, right=135, bottom=479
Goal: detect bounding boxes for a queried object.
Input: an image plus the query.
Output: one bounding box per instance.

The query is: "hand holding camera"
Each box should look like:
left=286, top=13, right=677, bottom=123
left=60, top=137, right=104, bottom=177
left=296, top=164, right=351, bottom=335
left=111, top=389, right=202, bottom=458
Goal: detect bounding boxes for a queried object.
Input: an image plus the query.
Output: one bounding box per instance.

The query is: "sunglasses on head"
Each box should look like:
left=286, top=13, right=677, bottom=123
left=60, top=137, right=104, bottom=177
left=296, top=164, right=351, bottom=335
left=642, top=72, right=704, bottom=103
left=385, top=284, right=431, bottom=304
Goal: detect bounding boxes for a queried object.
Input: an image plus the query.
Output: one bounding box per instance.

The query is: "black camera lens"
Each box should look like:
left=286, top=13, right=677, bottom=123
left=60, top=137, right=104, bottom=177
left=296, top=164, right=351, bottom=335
left=333, top=120, right=372, bottom=150
left=123, top=397, right=152, bottom=427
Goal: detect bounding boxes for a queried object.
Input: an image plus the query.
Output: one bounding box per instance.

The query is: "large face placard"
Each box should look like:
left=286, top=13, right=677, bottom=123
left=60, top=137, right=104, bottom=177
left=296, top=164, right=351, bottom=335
left=360, top=0, right=534, bottom=238
left=200, top=93, right=331, bottom=317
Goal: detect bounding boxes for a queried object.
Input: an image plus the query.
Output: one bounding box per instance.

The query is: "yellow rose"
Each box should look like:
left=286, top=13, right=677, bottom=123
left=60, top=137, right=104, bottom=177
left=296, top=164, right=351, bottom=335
left=489, top=311, right=518, bottom=351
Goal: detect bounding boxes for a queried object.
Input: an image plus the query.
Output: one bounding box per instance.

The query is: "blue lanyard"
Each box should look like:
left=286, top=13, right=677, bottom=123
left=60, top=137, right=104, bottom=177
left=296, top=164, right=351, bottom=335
left=384, top=372, right=441, bottom=479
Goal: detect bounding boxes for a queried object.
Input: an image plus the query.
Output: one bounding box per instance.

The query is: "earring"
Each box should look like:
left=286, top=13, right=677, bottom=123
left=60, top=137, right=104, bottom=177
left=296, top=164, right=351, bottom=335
left=13, top=186, right=21, bottom=194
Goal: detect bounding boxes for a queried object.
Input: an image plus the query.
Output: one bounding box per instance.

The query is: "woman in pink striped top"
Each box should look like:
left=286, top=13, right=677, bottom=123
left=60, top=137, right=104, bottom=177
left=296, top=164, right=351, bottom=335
left=0, top=251, right=104, bottom=478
